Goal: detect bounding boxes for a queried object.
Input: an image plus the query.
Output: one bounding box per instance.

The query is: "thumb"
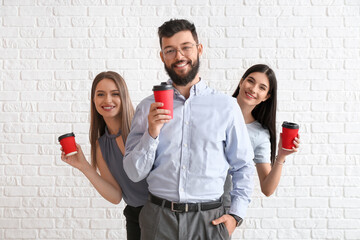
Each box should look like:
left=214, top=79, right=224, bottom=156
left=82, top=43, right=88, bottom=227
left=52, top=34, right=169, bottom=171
left=75, top=143, right=82, bottom=152
left=212, top=216, right=225, bottom=225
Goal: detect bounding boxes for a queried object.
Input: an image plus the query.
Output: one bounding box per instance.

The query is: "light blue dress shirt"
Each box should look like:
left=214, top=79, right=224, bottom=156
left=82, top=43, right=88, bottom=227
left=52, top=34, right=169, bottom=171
left=123, top=79, right=255, bottom=218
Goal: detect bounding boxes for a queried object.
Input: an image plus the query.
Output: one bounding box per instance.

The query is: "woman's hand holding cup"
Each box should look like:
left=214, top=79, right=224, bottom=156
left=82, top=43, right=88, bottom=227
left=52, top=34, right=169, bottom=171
left=61, top=143, right=90, bottom=173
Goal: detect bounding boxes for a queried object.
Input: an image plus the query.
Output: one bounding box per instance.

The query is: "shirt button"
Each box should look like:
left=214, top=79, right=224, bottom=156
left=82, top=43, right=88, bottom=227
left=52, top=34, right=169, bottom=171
left=185, top=121, right=189, bottom=125
left=183, top=143, right=187, bottom=147
left=180, top=188, right=184, bottom=192
left=182, top=165, right=186, bottom=170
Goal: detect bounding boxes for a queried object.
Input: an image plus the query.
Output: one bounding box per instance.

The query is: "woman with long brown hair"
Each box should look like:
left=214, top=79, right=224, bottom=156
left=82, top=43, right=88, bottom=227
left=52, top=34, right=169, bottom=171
left=60, top=71, right=147, bottom=240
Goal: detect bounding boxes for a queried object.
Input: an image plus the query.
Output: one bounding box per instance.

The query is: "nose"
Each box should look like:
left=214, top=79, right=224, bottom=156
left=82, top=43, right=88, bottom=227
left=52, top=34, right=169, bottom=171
left=105, top=94, right=112, bottom=102
left=248, top=86, right=255, bottom=94
left=174, top=49, right=185, bottom=60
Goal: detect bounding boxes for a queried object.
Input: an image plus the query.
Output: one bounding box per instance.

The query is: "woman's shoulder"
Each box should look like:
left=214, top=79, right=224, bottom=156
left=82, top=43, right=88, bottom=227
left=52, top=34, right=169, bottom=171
left=247, top=121, right=270, bottom=140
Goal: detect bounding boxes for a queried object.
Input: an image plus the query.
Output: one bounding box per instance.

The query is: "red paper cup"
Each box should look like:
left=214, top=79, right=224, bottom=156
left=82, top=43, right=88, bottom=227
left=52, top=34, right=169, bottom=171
left=58, top=132, right=78, bottom=157
left=153, top=82, right=174, bottom=119
left=281, top=122, right=299, bottom=151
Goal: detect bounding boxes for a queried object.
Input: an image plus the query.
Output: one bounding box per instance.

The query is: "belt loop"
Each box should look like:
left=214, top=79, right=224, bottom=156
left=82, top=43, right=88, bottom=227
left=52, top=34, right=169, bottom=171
left=161, top=199, right=165, bottom=209
left=197, top=203, right=201, bottom=212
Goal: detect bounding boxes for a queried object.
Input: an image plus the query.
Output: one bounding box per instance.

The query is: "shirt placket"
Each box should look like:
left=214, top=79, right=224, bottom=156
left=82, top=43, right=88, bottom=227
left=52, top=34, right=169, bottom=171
left=178, top=98, right=191, bottom=202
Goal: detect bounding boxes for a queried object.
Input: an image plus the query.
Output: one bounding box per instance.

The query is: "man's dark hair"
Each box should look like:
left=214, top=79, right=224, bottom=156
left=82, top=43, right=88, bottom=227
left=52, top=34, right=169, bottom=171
left=158, top=19, right=198, bottom=48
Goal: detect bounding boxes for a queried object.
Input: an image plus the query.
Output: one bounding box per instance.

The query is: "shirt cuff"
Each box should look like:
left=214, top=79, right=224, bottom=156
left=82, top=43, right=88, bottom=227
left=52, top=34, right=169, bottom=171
left=229, top=197, right=250, bottom=219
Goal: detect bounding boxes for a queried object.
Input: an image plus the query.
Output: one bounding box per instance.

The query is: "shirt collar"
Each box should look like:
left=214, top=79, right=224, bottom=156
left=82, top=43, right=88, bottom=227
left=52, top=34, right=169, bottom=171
left=167, top=78, right=206, bottom=97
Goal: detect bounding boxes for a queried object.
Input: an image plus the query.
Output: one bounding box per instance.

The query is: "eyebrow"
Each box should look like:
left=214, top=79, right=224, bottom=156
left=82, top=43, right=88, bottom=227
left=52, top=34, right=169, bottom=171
left=95, top=90, right=120, bottom=93
left=163, top=42, right=194, bottom=50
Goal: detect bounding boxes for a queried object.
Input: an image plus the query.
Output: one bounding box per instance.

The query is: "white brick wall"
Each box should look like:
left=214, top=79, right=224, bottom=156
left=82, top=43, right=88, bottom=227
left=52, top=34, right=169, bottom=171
left=0, top=1, right=359, bottom=239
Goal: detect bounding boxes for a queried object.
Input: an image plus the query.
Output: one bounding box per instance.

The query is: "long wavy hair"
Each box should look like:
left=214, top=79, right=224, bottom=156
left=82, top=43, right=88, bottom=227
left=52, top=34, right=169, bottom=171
left=89, top=71, right=134, bottom=169
left=232, top=64, right=278, bottom=165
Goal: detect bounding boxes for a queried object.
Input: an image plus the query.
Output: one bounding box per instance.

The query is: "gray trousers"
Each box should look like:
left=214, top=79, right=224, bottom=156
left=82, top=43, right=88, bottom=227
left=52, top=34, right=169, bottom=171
left=139, top=200, right=230, bottom=240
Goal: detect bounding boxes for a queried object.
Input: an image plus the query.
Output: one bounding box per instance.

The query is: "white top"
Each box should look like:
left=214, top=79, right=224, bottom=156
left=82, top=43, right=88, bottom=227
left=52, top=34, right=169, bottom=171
left=247, top=121, right=271, bottom=164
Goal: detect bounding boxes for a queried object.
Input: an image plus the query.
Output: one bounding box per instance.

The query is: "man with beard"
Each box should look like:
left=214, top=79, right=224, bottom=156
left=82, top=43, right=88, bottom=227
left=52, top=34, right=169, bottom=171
left=124, top=19, right=254, bottom=240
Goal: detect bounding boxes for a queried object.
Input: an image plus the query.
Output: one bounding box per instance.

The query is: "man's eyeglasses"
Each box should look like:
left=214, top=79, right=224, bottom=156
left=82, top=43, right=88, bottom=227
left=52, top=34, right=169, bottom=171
left=162, top=43, right=200, bottom=60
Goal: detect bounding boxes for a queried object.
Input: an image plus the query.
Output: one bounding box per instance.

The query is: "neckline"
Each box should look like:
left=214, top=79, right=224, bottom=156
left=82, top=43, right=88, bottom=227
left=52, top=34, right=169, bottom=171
left=105, top=127, right=121, bottom=139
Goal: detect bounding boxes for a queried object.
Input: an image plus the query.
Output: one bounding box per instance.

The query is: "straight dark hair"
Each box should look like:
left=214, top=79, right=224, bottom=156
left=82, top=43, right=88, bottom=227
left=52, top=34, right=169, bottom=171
left=89, top=71, right=134, bottom=169
left=233, top=64, right=278, bottom=165
left=158, top=19, right=198, bottom=47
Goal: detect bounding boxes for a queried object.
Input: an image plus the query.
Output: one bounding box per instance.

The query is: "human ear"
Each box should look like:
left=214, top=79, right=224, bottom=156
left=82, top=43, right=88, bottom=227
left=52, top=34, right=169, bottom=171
left=160, top=51, right=165, bottom=63
left=197, top=43, right=203, bottom=57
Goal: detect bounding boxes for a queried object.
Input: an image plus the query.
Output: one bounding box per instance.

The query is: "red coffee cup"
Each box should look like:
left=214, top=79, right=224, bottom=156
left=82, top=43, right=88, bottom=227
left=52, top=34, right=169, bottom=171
left=281, top=122, right=299, bottom=151
left=58, top=132, right=78, bottom=157
left=152, top=82, right=174, bottom=119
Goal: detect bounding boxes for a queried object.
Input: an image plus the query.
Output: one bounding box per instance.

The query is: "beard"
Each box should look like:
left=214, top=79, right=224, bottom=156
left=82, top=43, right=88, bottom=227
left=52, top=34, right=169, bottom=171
left=164, top=55, right=200, bottom=86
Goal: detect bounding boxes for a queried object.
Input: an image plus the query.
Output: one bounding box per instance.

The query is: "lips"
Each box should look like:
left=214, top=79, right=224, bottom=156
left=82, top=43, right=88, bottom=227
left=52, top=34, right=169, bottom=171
left=102, top=106, right=115, bottom=111
left=245, top=92, right=256, bottom=99
left=173, top=60, right=190, bottom=69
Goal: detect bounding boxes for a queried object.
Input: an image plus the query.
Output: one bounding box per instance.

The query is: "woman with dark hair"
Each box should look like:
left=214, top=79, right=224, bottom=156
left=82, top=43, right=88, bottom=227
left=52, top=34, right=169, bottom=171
left=227, top=64, right=300, bottom=198
left=60, top=71, right=148, bottom=240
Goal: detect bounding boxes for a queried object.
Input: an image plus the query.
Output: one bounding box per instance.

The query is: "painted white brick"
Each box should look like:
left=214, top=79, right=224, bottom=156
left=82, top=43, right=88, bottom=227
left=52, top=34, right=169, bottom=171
left=21, top=155, right=54, bottom=166
left=56, top=218, right=89, bottom=229
left=311, top=123, right=344, bottom=133
left=243, top=38, right=276, bottom=48
left=39, top=187, right=72, bottom=198
left=71, top=17, right=105, bottom=27
left=0, top=49, right=18, bottom=59
left=293, top=6, right=326, bottom=16
left=107, top=59, right=139, bottom=69
left=5, top=165, right=37, bottom=176
left=22, top=197, right=56, bottom=208
left=38, top=229, right=72, bottom=239
left=311, top=102, right=343, bottom=112
left=311, top=187, right=343, bottom=197
left=4, top=208, right=37, bottom=218
left=278, top=17, right=311, bottom=27
left=73, top=208, right=106, bottom=218
left=19, top=6, right=52, bottom=16
left=122, top=6, right=157, bottom=16
left=346, top=145, right=360, bottom=154
left=4, top=60, right=36, bottom=70
left=344, top=187, right=360, bottom=197
left=329, top=133, right=360, bottom=144
left=4, top=229, right=37, bottom=239
left=278, top=229, right=311, bottom=239
left=4, top=187, right=37, bottom=197
left=55, top=70, right=87, bottom=80
left=57, top=198, right=90, bottom=208
left=329, top=219, right=360, bottom=229
left=4, top=17, right=36, bottom=27
left=311, top=38, right=343, bottom=48
left=22, top=218, right=54, bottom=229
left=38, top=208, right=71, bottom=218
left=278, top=208, right=310, bottom=218
left=293, top=91, right=326, bottom=101
left=276, top=187, right=310, bottom=197
left=90, top=219, right=123, bottom=229
left=0, top=6, right=17, bottom=16
left=38, top=60, right=71, bottom=70
left=3, top=39, right=36, bottom=49
left=295, top=48, right=327, bottom=59
left=71, top=38, right=105, bottom=48
left=53, top=6, right=87, bottom=16
left=73, top=229, right=107, bottom=239
left=345, top=230, right=360, bottom=240
left=0, top=198, right=21, bottom=207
